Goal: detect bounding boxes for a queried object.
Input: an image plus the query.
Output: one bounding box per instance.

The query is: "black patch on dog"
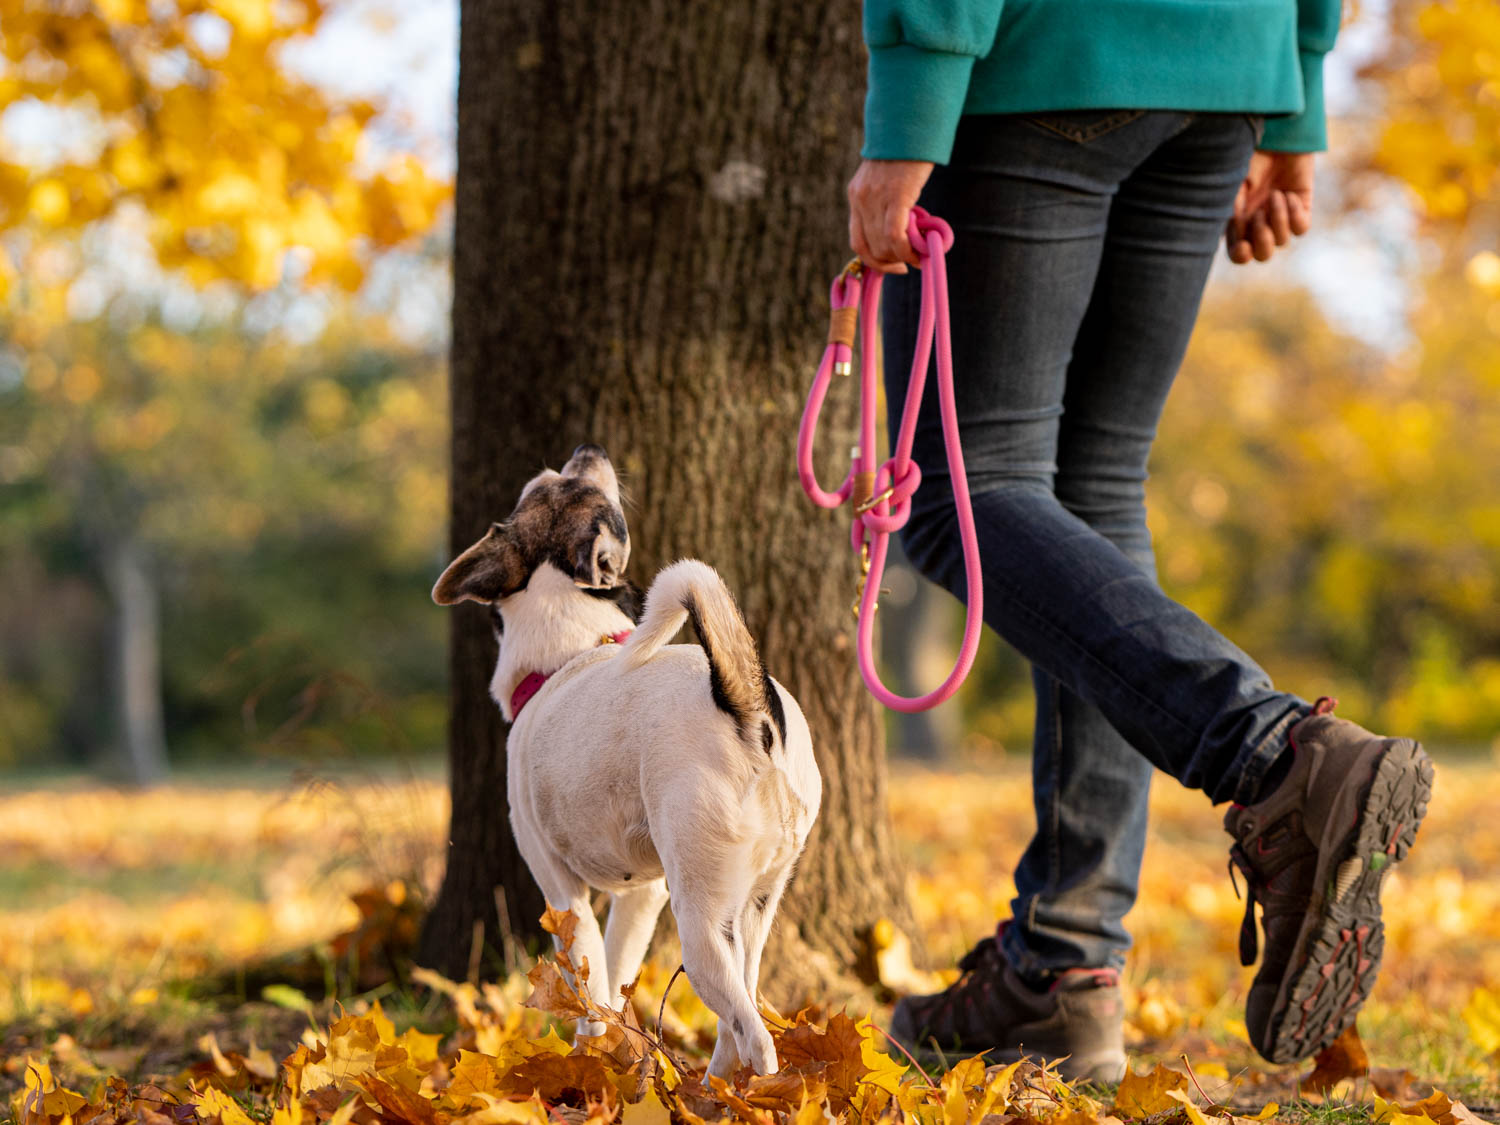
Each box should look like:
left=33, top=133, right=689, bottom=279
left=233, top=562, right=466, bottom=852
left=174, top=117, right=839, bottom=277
left=763, top=670, right=787, bottom=744
left=754, top=892, right=770, bottom=912
left=721, top=919, right=736, bottom=945
left=760, top=721, right=774, bottom=755
left=732, top=1017, right=744, bottom=1037
left=684, top=594, right=739, bottom=726
left=583, top=578, right=643, bottom=622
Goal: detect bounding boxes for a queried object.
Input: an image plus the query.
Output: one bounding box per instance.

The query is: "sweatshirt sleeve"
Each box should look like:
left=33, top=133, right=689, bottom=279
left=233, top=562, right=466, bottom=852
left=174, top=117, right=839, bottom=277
left=861, top=0, right=1006, bottom=164
left=1259, top=0, right=1342, bottom=153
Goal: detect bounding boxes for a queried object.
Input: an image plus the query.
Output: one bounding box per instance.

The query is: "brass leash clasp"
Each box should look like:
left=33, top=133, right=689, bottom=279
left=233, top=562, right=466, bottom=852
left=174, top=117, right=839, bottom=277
left=851, top=542, right=891, bottom=618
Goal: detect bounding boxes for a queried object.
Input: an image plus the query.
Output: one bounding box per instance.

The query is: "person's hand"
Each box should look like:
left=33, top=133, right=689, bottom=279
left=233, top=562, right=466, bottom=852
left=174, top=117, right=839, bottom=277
left=848, top=159, right=935, bottom=274
left=1226, top=151, right=1315, bottom=264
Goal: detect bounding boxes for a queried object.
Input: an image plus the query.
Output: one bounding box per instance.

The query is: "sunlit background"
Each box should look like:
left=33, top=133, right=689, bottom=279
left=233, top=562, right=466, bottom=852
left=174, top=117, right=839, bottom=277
left=1, top=0, right=1498, bottom=1110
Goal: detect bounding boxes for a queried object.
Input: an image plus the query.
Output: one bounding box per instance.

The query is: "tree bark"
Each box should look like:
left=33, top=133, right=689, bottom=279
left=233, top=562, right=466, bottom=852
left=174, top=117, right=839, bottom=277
left=420, top=0, right=918, bottom=1003
left=104, top=537, right=169, bottom=786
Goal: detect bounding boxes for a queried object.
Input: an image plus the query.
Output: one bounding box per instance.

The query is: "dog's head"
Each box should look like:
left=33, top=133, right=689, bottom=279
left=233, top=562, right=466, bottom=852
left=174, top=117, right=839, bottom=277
left=432, top=443, right=630, bottom=606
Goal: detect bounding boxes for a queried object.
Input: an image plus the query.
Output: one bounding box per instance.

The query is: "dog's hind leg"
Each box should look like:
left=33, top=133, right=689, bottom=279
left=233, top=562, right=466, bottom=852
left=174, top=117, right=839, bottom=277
left=673, top=887, right=777, bottom=1077
left=737, top=861, right=795, bottom=1006
left=602, top=878, right=669, bottom=1011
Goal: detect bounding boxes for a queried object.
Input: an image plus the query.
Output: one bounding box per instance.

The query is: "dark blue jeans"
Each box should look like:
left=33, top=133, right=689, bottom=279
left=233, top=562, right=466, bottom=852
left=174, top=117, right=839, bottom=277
left=882, top=111, right=1310, bottom=978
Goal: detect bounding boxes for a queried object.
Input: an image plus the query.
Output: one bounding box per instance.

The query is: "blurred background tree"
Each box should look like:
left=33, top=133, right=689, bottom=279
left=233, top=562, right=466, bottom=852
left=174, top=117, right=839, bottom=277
left=0, top=0, right=451, bottom=782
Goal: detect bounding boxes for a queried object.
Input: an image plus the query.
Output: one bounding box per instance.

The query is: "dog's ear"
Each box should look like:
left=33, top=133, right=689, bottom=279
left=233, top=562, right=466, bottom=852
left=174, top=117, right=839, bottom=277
left=433, top=525, right=525, bottom=605
left=572, top=513, right=630, bottom=589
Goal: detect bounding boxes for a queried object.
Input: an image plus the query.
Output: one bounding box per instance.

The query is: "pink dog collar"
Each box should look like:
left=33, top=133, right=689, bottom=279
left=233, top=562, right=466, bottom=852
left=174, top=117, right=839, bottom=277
left=510, top=630, right=632, bottom=719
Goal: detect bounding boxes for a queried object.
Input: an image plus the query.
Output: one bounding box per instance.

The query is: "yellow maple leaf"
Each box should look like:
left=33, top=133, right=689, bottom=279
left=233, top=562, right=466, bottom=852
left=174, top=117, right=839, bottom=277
left=621, top=1088, right=673, bottom=1125
left=1462, top=986, right=1500, bottom=1056
left=194, top=1085, right=256, bottom=1125
left=939, top=1055, right=987, bottom=1125
left=974, top=1058, right=1023, bottom=1120
left=1113, top=1064, right=1189, bottom=1117
left=1373, top=1094, right=1441, bottom=1125
left=243, top=1042, right=279, bottom=1082
left=855, top=1016, right=908, bottom=1096
left=13, top=1059, right=93, bottom=1125
left=298, top=1015, right=384, bottom=1091
left=1167, top=1086, right=1213, bottom=1125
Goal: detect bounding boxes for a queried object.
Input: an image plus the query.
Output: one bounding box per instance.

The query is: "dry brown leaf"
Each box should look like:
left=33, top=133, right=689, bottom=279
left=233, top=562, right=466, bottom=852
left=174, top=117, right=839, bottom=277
left=1300, top=1023, right=1369, bottom=1096
left=356, top=1076, right=440, bottom=1125
left=522, top=959, right=589, bottom=1021
left=774, top=1012, right=867, bottom=1113
left=539, top=907, right=579, bottom=951
left=742, top=1069, right=830, bottom=1112
left=498, top=1053, right=617, bottom=1111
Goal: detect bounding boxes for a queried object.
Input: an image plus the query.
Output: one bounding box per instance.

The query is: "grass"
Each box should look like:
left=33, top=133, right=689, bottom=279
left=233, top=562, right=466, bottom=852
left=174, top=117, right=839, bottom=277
left=1, top=751, right=1496, bottom=1114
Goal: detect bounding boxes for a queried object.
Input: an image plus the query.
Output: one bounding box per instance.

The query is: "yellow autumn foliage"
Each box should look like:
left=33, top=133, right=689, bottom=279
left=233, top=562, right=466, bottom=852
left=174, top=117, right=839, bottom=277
left=0, top=1, right=449, bottom=291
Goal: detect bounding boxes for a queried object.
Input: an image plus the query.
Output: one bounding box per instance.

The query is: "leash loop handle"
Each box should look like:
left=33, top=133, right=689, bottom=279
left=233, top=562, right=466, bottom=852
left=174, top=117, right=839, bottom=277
left=797, top=206, right=985, bottom=713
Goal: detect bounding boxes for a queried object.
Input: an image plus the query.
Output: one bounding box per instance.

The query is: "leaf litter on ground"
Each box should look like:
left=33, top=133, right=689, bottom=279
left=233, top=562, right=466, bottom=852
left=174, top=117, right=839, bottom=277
left=9, top=910, right=1496, bottom=1125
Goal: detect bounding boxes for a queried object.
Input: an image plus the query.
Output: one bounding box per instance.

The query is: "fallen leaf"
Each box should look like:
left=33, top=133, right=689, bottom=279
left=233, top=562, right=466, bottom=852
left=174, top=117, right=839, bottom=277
left=194, top=1086, right=256, bottom=1125
left=1463, top=987, right=1500, bottom=1057
left=1166, top=1086, right=1212, bottom=1125
left=356, top=1075, right=440, bottom=1125
left=523, top=958, right=589, bottom=1021
left=1300, top=1023, right=1369, bottom=1096
left=499, top=1053, right=617, bottom=1110
left=1113, top=1065, right=1189, bottom=1117
left=620, top=1089, right=672, bottom=1124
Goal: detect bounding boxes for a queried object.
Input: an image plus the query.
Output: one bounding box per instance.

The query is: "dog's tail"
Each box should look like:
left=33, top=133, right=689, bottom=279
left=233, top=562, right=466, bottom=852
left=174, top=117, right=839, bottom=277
left=623, top=560, right=786, bottom=751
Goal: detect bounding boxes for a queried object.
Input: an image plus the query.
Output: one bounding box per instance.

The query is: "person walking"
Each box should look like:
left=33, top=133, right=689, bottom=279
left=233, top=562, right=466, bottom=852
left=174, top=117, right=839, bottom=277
left=848, top=0, right=1436, bottom=1082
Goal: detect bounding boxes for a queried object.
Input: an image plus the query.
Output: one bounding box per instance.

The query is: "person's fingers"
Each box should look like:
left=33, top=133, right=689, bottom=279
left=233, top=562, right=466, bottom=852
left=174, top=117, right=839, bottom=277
left=1232, top=176, right=1252, bottom=226
left=1249, top=212, right=1276, bottom=262
left=885, top=204, right=921, bottom=268
left=850, top=200, right=905, bottom=273
left=1225, top=218, right=1253, bottom=265
left=1267, top=191, right=1291, bottom=246
left=864, top=203, right=910, bottom=272
left=1287, top=192, right=1312, bottom=237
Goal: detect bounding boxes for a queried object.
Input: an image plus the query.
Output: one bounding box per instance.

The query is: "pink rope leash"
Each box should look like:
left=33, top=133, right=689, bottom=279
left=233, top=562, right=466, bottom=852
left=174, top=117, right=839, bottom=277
left=796, top=207, right=984, bottom=713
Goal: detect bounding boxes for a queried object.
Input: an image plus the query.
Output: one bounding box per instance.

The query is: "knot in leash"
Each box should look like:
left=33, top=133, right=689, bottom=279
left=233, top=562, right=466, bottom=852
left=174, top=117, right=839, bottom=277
left=796, top=206, right=984, bottom=713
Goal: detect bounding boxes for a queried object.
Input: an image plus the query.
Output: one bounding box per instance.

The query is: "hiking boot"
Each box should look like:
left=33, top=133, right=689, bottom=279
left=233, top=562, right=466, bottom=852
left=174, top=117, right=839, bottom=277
left=1225, top=698, right=1434, bottom=1064
left=887, top=931, right=1126, bottom=1082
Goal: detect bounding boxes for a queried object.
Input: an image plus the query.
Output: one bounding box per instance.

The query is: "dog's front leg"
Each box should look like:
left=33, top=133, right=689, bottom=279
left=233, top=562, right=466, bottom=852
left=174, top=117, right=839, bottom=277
left=602, top=879, right=669, bottom=1010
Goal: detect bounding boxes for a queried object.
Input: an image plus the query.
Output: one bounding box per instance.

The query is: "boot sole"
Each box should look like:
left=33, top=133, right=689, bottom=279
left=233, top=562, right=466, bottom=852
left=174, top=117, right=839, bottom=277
left=1261, top=738, right=1433, bottom=1063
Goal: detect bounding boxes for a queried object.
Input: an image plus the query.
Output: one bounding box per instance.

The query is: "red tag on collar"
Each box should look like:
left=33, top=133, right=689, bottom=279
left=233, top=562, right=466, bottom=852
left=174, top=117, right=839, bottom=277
left=510, top=630, right=632, bottom=720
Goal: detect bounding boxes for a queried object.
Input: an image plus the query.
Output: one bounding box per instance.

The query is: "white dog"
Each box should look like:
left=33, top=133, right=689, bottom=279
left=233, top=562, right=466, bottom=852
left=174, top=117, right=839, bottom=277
left=433, top=444, right=821, bottom=1077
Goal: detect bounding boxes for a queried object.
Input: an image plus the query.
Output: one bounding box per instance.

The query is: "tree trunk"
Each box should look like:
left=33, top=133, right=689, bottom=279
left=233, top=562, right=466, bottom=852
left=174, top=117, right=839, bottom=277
left=104, top=537, right=169, bottom=786
left=419, top=0, right=918, bottom=1004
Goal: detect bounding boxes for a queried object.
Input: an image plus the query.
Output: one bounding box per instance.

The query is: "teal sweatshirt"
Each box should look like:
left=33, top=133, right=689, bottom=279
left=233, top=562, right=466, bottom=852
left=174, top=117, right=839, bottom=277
left=862, top=0, right=1340, bottom=163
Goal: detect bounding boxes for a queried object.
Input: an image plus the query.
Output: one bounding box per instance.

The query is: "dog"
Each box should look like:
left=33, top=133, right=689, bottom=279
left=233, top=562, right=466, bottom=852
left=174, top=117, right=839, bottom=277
left=433, top=443, right=821, bottom=1077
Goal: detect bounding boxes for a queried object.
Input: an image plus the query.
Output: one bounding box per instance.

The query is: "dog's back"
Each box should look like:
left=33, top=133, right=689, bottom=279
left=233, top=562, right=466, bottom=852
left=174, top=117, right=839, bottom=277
left=625, top=561, right=790, bottom=753
left=516, top=560, right=819, bottom=864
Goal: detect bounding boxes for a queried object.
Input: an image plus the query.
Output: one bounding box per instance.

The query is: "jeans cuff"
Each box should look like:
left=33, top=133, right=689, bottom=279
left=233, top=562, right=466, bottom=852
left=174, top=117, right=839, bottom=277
left=999, top=915, right=1126, bottom=979
left=1230, top=701, right=1311, bottom=805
